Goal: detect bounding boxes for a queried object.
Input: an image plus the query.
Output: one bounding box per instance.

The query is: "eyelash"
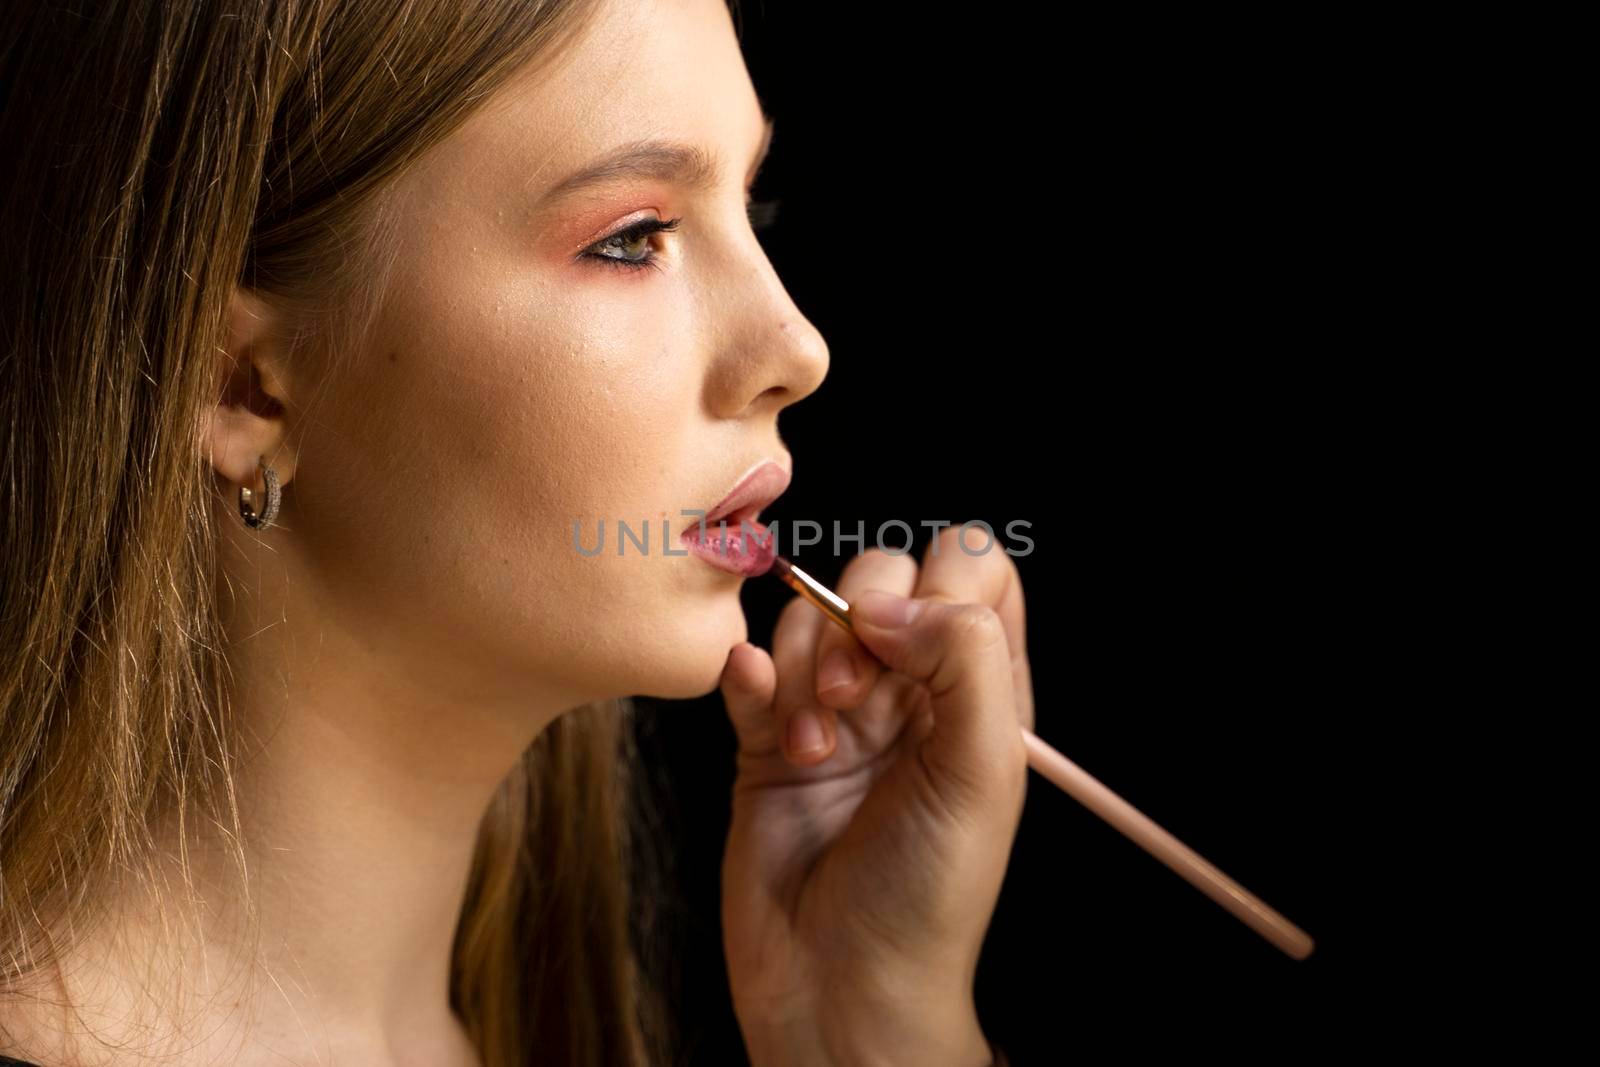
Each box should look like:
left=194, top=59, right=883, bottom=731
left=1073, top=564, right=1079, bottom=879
left=580, top=198, right=784, bottom=274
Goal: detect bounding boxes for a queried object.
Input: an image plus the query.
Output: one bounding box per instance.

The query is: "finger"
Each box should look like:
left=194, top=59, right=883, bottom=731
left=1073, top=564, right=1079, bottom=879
left=848, top=590, right=1027, bottom=822
left=913, top=525, right=1034, bottom=732
left=772, top=593, right=839, bottom=766
left=719, top=641, right=780, bottom=759
left=812, top=548, right=920, bottom=710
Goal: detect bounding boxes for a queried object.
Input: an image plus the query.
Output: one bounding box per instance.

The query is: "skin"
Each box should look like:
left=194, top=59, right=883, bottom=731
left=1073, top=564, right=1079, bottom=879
left=2, top=1, right=1032, bottom=1064
left=719, top=531, right=1032, bottom=1067
left=6, top=0, right=813, bottom=1062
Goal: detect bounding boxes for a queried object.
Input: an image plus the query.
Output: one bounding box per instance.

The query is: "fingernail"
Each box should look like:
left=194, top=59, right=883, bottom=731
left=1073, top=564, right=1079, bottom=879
left=788, top=711, right=826, bottom=755
left=817, top=648, right=857, bottom=695
left=850, top=589, right=924, bottom=628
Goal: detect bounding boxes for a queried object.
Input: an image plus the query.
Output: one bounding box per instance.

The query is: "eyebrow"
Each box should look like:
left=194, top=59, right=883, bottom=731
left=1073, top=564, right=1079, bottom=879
left=538, top=112, right=776, bottom=208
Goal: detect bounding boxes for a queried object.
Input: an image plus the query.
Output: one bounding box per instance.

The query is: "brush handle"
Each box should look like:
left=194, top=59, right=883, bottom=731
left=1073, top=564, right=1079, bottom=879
left=1019, top=726, right=1314, bottom=960
left=770, top=557, right=1314, bottom=959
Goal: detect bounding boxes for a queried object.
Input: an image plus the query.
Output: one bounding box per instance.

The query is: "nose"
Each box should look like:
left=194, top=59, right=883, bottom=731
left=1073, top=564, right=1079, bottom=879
left=703, top=245, right=830, bottom=420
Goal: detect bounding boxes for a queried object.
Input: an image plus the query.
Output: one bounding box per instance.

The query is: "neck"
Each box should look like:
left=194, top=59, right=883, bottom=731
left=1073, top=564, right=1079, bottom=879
left=22, top=566, right=590, bottom=1065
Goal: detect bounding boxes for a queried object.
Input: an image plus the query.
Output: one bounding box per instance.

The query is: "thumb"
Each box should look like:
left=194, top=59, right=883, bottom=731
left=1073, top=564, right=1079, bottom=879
left=848, top=590, right=1024, bottom=817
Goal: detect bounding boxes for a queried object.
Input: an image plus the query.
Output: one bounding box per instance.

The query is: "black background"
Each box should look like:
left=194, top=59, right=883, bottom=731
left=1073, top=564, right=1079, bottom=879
left=633, top=5, right=1382, bottom=1063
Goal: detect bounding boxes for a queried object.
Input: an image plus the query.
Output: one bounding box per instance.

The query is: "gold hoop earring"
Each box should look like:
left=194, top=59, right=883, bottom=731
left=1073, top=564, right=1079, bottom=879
left=239, top=455, right=281, bottom=530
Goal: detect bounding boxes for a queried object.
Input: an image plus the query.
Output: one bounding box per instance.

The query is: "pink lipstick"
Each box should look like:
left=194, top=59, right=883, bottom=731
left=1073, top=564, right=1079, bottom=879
left=681, top=459, right=790, bottom=577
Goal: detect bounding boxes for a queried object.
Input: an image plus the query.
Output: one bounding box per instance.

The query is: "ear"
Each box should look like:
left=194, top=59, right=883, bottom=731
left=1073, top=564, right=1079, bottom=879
left=202, top=286, right=299, bottom=501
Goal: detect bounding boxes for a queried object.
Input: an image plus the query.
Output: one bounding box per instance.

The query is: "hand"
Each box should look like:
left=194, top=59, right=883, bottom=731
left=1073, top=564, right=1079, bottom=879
left=719, top=528, right=1034, bottom=1066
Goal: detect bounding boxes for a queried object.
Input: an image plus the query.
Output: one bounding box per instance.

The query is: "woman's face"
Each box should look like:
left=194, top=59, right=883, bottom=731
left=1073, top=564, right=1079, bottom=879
left=282, top=0, right=828, bottom=708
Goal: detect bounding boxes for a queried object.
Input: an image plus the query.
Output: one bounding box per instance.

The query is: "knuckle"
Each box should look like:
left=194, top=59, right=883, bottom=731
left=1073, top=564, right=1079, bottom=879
left=846, top=545, right=919, bottom=586
left=941, top=602, right=1006, bottom=652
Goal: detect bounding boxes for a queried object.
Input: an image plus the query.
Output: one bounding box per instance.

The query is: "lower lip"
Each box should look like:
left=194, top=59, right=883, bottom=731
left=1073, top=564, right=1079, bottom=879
left=681, top=514, right=775, bottom=577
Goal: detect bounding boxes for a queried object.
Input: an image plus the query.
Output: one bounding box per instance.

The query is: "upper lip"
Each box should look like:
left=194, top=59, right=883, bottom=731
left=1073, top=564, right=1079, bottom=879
left=692, top=457, right=792, bottom=530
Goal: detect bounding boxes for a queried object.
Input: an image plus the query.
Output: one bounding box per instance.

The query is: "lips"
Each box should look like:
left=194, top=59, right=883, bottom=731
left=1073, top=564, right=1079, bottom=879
left=681, top=458, right=790, bottom=577
left=689, top=458, right=791, bottom=531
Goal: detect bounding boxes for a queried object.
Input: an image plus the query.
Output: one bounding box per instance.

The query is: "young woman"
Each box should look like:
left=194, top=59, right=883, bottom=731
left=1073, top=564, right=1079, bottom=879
left=0, top=1, right=1031, bottom=1063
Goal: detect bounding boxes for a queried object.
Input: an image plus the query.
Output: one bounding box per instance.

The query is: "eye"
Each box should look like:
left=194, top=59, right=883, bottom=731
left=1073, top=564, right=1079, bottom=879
left=579, top=216, right=681, bottom=274
left=576, top=197, right=784, bottom=275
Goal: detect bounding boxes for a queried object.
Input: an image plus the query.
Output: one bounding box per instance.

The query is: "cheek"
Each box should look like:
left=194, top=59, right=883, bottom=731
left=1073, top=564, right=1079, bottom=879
left=325, top=266, right=716, bottom=686
left=419, top=289, right=695, bottom=548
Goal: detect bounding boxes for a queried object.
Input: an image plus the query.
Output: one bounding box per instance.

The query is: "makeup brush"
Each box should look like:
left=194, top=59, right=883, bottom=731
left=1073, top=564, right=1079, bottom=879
left=768, top=554, right=1315, bottom=961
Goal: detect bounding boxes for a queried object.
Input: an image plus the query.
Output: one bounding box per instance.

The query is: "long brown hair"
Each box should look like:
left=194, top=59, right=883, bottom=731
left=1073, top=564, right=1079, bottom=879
left=0, top=2, right=681, bottom=1063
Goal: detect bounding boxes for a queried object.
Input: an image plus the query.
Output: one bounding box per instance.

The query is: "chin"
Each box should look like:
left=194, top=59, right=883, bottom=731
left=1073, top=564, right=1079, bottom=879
left=632, top=593, right=749, bottom=700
